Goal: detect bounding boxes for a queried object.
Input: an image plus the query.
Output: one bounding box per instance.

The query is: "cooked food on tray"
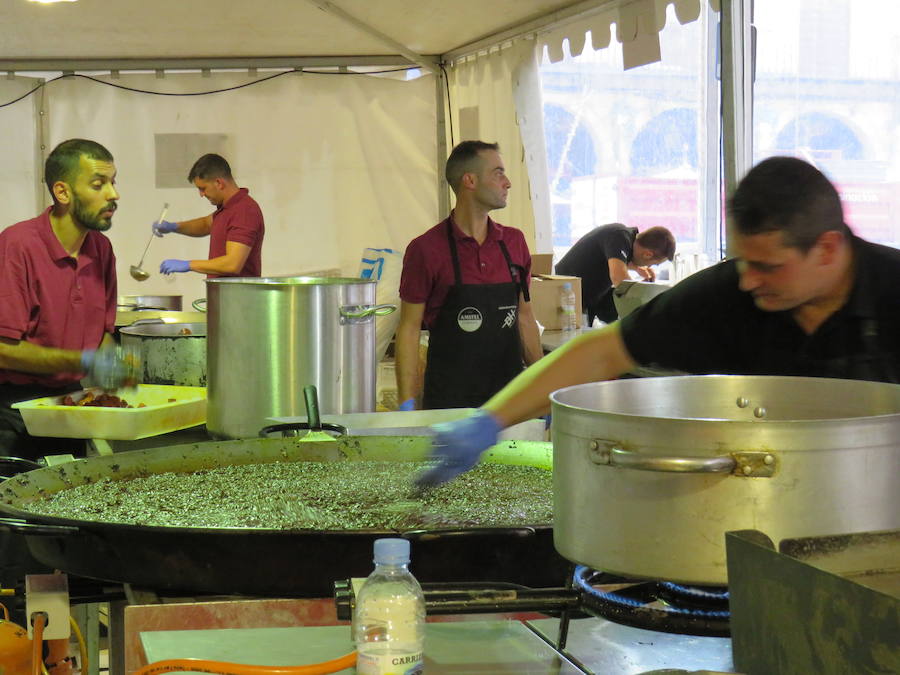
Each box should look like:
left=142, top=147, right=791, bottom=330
left=59, top=391, right=140, bottom=408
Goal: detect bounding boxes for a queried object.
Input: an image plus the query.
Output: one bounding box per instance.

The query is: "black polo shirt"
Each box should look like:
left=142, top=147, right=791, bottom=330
left=619, top=236, right=900, bottom=383
left=556, top=224, right=638, bottom=309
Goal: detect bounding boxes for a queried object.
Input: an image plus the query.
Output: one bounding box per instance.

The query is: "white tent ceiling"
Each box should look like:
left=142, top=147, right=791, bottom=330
left=0, top=0, right=600, bottom=68
left=0, top=0, right=716, bottom=70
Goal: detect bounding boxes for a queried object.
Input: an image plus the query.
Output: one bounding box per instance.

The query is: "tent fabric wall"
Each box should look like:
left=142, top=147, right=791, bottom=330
left=1, top=77, right=42, bottom=226
left=446, top=39, right=552, bottom=252
left=1, top=70, right=437, bottom=302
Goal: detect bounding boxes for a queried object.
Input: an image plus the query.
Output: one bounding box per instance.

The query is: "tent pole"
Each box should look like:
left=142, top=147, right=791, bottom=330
left=33, top=76, right=48, bottom=213
left=435, top=69, right=450, bottom=219
left=303, top=0, right=439, bottom=74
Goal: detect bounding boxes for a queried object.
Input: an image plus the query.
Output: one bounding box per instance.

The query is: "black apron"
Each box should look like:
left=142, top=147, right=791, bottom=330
left=422, top=223, right=527, bottom=409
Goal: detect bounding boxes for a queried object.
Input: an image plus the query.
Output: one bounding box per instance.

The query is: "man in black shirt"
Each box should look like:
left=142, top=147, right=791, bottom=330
left=414, top=156, right=900, bottom=488
left=555, top=224, right=676, bottom=323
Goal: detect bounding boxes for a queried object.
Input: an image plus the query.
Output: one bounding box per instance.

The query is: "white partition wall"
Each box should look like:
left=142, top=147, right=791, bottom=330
left=1, top=70, right=438, bottom=303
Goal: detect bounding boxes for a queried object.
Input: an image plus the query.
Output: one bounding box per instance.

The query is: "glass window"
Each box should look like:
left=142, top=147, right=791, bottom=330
left=538, top=7, right=721, bottom=273
left=754, top=0, right=900, bottom=248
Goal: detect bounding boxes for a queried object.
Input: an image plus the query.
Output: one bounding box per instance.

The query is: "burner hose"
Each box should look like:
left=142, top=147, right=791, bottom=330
left=132, top=651, right=357, bottom=675
left=573, top=566, right=729, bottom=618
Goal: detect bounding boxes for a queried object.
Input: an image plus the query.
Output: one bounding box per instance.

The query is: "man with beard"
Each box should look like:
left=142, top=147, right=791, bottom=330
left=153, top=153, right=264, bottom=277
left=0, top=138, right=133, bottom=458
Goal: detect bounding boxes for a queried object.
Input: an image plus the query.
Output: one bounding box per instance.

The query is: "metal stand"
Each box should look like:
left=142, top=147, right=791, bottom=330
left=71, top=603, right=100, bottom=675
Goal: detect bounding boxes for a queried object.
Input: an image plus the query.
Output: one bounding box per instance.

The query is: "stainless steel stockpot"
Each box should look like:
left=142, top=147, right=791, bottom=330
left=119, top=322, right=207, bottom=386
left=205, top=276, right=395, bottom=439
left=550, top=375, right=900, bottom=585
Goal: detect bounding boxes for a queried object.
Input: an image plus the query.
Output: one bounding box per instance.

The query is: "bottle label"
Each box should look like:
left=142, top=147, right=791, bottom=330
left=357, top=649, right=423, bottom=675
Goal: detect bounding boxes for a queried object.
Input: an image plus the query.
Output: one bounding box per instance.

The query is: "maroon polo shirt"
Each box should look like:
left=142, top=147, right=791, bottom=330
left=399, top=213, right=532, bottom=329
left=208, top=187, right=264, bottom=277
left=0, top=208, right=117, bottom=387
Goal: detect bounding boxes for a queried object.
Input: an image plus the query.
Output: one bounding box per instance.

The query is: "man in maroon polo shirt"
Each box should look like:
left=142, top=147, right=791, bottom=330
left=0, top=138, right=134, bottom=458
left=395, top=141, right=542, bottom=410
left=154, top=153, right=264, bottom=277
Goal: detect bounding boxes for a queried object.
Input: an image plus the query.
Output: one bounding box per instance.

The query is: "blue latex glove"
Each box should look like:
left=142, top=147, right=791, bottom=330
left=152, top=220, right=179, bottom=237
left=398, top=398, right=416, bottom=411
left=80, top=345, right=139, bottom=390
left=413, top=409, right=502, bottom=491
left=160, top=259, right=191, bottom=275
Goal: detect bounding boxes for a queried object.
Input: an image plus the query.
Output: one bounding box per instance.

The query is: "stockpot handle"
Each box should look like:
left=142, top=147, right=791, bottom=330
left=610, top=447, right=734, bottom=473
left=0, top=517, right=80, bottom=536
left=339, top=304, right=397, bottom=324
left=589, top=441, right=776, bottom=477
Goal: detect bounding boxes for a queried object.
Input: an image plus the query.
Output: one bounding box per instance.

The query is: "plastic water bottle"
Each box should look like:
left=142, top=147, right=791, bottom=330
left=559, top=282, right=577, bottom=332
left=354, top=538, right=425, bottom=674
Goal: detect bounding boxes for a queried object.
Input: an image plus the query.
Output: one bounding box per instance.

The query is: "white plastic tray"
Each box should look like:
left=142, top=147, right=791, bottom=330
left=13, top=385, right=207, bottom=440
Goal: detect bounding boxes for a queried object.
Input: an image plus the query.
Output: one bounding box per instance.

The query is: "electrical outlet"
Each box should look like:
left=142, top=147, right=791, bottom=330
left=25, top=574, right=70, bottom=640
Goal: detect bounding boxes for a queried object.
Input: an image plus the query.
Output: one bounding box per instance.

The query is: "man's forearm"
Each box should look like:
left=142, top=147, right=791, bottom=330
left=395, top=325, right=422, bottom=403
left=484, top=323, right=635, bottom=427
left=517, top=307, right=543, bottom=366
left=176, top=215, right=213, bottom=237
left=0, top=338, right=84, bottom=375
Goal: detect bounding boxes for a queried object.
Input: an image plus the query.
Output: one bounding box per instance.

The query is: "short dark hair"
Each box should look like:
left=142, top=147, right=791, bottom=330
left=44, top=139, right=114, bottom=198
left=187, top=153, right=233, bottom=183
left=445, top=140, right=500, bottom=193
left=727, top=156, right=849, bottom=252
left=636, top=226, right=676, bottom=261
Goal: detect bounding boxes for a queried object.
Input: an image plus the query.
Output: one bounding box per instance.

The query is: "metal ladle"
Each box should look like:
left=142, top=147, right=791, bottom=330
left=130, top=203, right=169, bottom=282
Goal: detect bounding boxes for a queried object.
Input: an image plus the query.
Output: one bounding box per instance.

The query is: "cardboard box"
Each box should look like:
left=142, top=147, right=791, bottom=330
left=529, top=274, right=582, bottom=330
left=531, top=253, right=554, bottom=276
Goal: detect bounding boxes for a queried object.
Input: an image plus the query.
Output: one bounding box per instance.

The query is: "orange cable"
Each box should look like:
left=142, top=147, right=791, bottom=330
left=31, top=612, right=47, bottom=675
left=133, top=650, right=357, bottom=675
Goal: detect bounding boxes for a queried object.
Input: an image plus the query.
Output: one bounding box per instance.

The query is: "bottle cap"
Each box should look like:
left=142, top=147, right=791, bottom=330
left=562, top=282, right=572, bottom=291
left=373, top=537, right=410, bottom=565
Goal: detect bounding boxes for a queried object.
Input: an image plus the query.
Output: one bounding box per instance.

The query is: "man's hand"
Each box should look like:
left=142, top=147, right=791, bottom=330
left=152, top=220, right=179, bottom=237
left=413, top=410, right=501, bottom=492
left=634, top=266, right=655, bottom=281
left=160, top=259, right=191, bottom=275
left=80, top=345, right=140, bottom=390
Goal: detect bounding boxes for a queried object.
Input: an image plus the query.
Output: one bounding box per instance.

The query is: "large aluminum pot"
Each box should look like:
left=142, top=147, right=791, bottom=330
left=206, top=277, right=395, bottom=439
left=117, top=294, right=183, bottom=311
left=119, top=322, right=206, bottom=386
left=551, top=375, right=900, bottom=585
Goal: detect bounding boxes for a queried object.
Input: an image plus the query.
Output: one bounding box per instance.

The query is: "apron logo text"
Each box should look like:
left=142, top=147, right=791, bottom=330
left=457, top=307, right=483, bottom=332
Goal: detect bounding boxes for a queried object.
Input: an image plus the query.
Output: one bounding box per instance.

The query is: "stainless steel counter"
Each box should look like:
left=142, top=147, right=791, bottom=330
left=140, top=617, right=735, bottom=674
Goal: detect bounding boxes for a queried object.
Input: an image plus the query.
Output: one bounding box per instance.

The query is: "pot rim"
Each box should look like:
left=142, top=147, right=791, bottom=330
left=550, top=374, right=900, bottom=424
left=206, top=276, right=375, bottom=287
left=120, top=322, right=207, bottom=337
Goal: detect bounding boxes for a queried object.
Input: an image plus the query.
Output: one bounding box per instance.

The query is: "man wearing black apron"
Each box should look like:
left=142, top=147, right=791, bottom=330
left=396, top=141, right=542, bottom=410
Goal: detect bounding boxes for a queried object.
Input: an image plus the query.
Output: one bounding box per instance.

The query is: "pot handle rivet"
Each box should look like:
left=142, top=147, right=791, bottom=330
left=764, top=454, right=774, bottom=465
left=589, top=441, right=599, bottom=450
left=736, top=397, right=750, bottom=408
left=742, top=464, right=753, bottom=475
left=753, top=406, right=767, bottom=418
